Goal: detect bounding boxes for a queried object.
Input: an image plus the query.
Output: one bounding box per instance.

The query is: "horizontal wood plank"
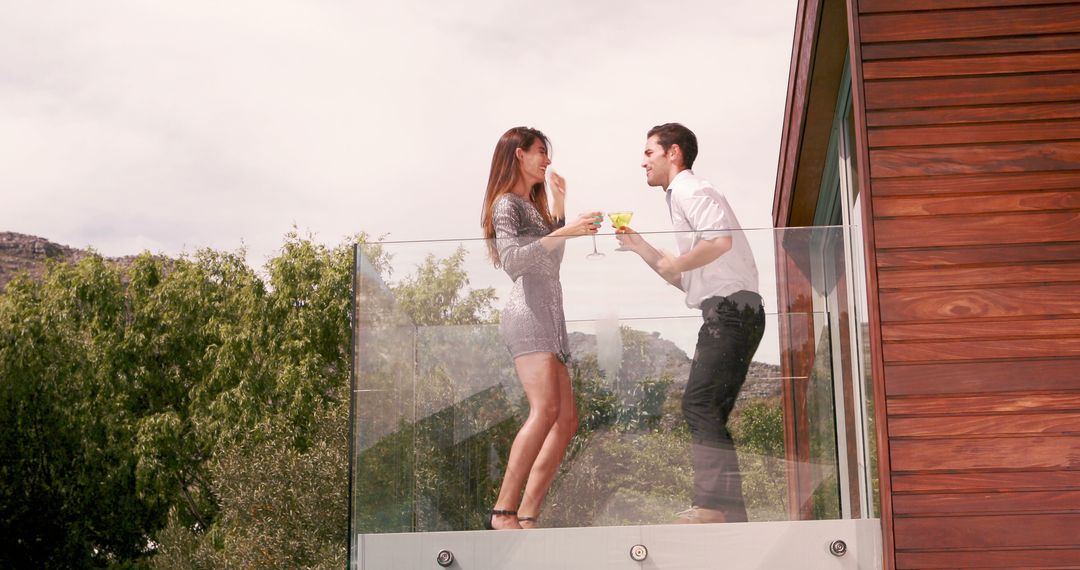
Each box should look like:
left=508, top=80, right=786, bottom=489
left=888, top=393, right=1080, bottom=415
left=881, top=262, right=1080, bottom=291
left=876, top=242, right=1080, bottom=269
left=870, top=141, right=1080, bottom=178
left=885, top=360, right=1080, bottom=396
left=881, top=283, right=1080, bottom=321
left=869, top=120, right=1080, bottom=148
left=863, top=33, right=1080, bottom=61
left=894, top=513, right=1080, bottom=549
left=861, top=0, right=1080, bottom=13
left=867, top=101, right=1080, bottom=127
left=893, top=489, right=1080, bottom=515
left=897, top=548, right=1080, bottom=569
left=874, top=211, right=1080, bottom=248
left=885, top=337, right=1080, bottom=361
left=893, top=470, right=1080, bottom=493
left=871, top=170, right=1080, bottom=196
left=861, top=5, right=1080, bottom=43
left=874, top=191, right=1080, bottom=217
left=890, top=436, right=1080, bottom=471
left=890, top=412, right=1080, bottom=437
left=882, top=316, right=1080, bottom=339
left=865, top=51, right=1080, bottom=80
left=864, top=72, right=1080, bottom=110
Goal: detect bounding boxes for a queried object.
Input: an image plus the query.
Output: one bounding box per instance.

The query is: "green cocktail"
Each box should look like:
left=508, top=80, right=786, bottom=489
left=609, top=211, right=633, bottom=250
left=609, top=211, right=633, bottom=229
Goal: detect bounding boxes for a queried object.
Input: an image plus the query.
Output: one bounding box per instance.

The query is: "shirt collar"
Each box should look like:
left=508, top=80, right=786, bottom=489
left=665, top=169, right=694, bottom=192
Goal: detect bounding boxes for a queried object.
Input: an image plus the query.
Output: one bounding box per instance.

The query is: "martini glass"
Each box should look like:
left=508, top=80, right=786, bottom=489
left=587, top=212, right=605, bottom=259
left=608, top=211, right=633, bottom=251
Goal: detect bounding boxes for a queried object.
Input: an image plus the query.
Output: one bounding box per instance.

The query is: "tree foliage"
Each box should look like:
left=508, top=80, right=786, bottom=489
left=0, top=231, right=403, bottom=568
left=1, top=231, right=790, bottom=568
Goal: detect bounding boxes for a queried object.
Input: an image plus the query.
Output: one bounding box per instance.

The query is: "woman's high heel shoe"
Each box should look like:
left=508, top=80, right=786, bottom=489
left=517, top=515, right=539, bottom=529
left=483, top=509, right=518, bottom=530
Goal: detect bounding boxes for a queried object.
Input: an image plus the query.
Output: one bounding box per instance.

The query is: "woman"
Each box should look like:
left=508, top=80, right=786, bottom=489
left=479, top=126, right=600, bottom=530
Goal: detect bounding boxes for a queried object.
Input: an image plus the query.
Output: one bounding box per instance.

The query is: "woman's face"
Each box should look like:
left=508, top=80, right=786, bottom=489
left=516, top=139, right=551, bottom=187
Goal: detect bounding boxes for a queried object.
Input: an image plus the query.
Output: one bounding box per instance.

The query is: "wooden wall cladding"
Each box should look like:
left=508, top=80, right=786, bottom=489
left=865, top=72, right=1080, bottom=110
left=885, top=359, right=1080, bottom=396
left=860, top=5, right=1080, bottom=42
left=856, top=0, right=1080, bottom=566
left=894, top=513, right=1080, bottom=548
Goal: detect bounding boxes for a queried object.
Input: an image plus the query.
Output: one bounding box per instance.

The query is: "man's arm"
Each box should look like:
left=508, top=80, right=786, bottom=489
left=655, top=235, right=732, bottom=283
left=615, top=227, right=685, bottom=290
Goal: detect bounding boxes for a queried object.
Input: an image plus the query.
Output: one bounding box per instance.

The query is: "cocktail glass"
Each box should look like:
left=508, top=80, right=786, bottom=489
left=608, top=211, right=633, bottom=251
left=587, top=212, right=605, bottom=259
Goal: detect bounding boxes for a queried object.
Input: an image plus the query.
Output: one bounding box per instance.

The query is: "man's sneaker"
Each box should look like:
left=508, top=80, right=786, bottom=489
left=672, top=506, right=728, bottom=524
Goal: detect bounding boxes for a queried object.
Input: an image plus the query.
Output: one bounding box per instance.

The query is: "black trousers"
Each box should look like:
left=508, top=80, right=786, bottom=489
left=682, top=290, right=766, bottom=520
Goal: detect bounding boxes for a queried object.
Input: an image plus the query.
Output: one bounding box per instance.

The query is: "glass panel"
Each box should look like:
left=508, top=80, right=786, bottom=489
left=352, top=247, right=417, bottom=533
left=813, top=61, right=877, bottom=520
left=845, top=105, right=861, bottom=203
left=349, top=226, right=874, bottom=566
left=845, top=179, right=878, bottom=520
left=840, top=92, right=878, bottom=519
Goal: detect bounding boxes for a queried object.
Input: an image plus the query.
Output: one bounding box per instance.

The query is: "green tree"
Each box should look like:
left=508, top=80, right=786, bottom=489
left=150, top=232, right=382, bottom=569
left=393, top=248, right=497, bottom=327
left=151, top=236, right=499, bottom=566
left=1, top=229, right=793, bottom=568
left=730, top=398, right=788, bottom=520
left=1, top=255, right=167, bottom=568
left=0, top=231, right=401, bottom=568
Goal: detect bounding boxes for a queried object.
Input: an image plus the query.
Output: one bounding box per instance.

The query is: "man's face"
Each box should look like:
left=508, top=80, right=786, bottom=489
left=642, top=135, right=673, bottom=188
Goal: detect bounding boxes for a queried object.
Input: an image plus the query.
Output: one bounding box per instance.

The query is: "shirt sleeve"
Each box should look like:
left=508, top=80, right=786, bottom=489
left=493, top=197, right=548, bottom=280
left=680, top=185, right=735, bottom=241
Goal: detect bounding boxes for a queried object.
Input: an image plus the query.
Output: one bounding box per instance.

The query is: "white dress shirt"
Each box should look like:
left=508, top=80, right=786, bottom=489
left=665, top=169, right=760, bottom=309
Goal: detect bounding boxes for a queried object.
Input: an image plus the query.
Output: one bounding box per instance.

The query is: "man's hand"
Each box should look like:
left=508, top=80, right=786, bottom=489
left=615, top=225, right=645, bottom=253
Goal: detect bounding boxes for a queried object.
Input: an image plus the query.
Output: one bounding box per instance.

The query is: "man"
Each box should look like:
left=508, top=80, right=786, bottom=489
left=616, top=123, right=765, bottom=523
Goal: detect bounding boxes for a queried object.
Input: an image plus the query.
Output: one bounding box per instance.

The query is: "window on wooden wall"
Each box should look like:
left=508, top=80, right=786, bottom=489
left=814, top=59, right=879, bottom=520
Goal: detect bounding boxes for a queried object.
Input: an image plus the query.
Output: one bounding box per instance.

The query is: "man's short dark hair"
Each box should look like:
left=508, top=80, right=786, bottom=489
left=648, top=123, right=698, bottom=169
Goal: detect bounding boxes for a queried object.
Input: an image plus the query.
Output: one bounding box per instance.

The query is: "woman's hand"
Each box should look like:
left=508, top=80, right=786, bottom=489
left=549, top=170, right=567, bottom=201
left=559, top=211, right=602, bottom=237
left=549, top=170, right=567, bottom=220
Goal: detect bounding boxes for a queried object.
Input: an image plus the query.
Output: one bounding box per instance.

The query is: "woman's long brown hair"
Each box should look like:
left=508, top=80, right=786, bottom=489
left=480, top=127, right=553, bottom=267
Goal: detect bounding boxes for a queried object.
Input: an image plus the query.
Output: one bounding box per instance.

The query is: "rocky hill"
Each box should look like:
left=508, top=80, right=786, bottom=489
left=0, top=232, right=155, bottom=291
left=0, top=232, right=85, bottom=290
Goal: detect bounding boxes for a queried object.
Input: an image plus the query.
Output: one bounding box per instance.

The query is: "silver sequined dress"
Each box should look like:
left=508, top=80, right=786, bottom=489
left=492, top=193, right=570, bottom=363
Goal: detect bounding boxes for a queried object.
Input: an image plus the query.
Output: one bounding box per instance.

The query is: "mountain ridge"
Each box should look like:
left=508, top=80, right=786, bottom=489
left=0, top=232, right=85, bottom=290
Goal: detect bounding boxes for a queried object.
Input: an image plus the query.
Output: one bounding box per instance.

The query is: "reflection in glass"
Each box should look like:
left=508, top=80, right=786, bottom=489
left=350, top=227, right=867, bottom=542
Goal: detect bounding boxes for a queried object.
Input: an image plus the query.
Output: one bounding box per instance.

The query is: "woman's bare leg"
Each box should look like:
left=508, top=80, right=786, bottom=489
left=517, top=360, right=578, bottom=527
left=490, top=352, right=563, bottom=529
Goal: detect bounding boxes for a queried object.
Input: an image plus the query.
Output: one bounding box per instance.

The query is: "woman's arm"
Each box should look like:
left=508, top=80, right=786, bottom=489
left=493, top=199, right=600, bottom=279
left=493, top=199, right=547, bottom=279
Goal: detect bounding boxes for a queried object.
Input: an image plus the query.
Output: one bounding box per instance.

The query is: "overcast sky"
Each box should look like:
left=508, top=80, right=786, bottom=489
left=3, top=1, right=800, bottom=359
left=2, top=0, right=797, bottom=261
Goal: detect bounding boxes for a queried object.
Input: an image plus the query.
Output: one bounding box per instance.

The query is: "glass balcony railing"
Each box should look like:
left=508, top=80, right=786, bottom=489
left=349, top=226, right=879, bottom=569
